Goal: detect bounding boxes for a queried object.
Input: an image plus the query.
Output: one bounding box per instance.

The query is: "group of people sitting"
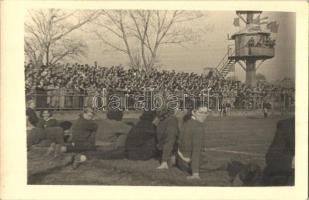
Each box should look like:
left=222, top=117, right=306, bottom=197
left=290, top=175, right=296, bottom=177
left=26, top=98, right=210, bottom=179
left=26, top=99, right=295, bottom=185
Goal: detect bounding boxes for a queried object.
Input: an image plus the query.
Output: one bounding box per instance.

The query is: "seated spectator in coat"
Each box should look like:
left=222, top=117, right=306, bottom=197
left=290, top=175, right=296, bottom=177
left=156, top=108, right=179, bottom=169
left=125, top=111, right=157, bottom=161
left=44, top=108, right=97, bottom=168
left=176, top=107, right=208, bottom=180
left=262, top=117, right=295, bottom=186
left=37, top=110, right=58, bottom=129
left=58, top=121, right=73, bottom=143
left=26, top=115, right=36, bottom=150
left=95, top=109, right=131, bottom=150
left=64, top=107, right=98, bottom=152
left=27, top=110, right=65, bottom=157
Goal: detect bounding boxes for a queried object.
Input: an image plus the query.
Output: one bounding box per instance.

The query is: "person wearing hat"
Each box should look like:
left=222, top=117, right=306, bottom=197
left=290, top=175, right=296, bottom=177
left=176, top=107, right=208, bottom=180
left=156, top=108, right=179, bottom=169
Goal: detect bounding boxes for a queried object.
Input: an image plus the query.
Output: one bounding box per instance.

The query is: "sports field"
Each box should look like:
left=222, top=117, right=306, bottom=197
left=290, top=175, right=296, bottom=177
left=28, top=112, right=294, bottom=186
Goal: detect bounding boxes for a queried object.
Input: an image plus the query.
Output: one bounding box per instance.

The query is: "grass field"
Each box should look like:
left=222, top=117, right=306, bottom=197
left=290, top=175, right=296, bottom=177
left=29, top=112, right=294, bottom=186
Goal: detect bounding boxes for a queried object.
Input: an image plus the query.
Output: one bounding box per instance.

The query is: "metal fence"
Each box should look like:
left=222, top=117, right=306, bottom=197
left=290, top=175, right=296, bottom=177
left=27, top=88, right=295, bottom=113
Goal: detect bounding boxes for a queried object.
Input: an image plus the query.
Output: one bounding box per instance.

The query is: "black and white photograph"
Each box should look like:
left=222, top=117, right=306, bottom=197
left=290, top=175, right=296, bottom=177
left=1, top=1, right=308, bottom=200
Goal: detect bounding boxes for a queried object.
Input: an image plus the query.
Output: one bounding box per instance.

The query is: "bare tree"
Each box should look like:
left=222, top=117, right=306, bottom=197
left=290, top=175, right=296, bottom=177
left=25, top=9, right=101, bottom=67
left=93, top=10, right=204, bottom=71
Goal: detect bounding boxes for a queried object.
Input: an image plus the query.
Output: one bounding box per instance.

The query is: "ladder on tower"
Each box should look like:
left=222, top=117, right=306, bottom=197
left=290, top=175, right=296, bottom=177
left=215, top=49, right=236, bottom=79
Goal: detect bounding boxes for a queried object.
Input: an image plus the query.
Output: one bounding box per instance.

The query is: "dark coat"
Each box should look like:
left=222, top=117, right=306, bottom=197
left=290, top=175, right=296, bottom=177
left=27, top=118, right=63, bottom=147
left=37, top=118, right=58, bottom=129
left=125, top=119, right=157, bottom=160
left=26, top=108, right=39, bottom=127
left=178, top=119, right=205, bottom=174
left=156, top=115, right=179, bottom=162
left=262, top=117, right=295, bottom=185
left=71, top=115, right=98, bottom=151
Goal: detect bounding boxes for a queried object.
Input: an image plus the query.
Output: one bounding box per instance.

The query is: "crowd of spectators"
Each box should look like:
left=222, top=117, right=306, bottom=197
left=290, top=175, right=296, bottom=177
left=25, top=62, right=295, bottom=110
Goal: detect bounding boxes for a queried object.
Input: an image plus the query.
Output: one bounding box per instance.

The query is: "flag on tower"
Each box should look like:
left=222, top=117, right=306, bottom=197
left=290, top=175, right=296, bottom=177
left=253, top=16, right=268, bottom=25
left=233, top=18, right=240, bottom=26
left=267, top=21, right=279, bottom=33
left=260, top=16, right=269, bottom=24
left=252, top=15, right=260, bottom=24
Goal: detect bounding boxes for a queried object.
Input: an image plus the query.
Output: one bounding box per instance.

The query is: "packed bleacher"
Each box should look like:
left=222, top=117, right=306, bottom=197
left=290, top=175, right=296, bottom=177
left=25, top=62, right=295, bottom=110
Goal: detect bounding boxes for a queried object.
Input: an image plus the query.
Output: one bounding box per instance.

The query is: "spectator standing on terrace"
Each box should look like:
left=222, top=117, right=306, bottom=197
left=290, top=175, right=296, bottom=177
left=248, top=37, right=255, bottom=55
left=156, top=108, right=179, bottom=169
left=226, top=100, right=231, bottom=116
left=59, top=85, right=66, bottom=109
left=263, top=100, right=270, bottom=118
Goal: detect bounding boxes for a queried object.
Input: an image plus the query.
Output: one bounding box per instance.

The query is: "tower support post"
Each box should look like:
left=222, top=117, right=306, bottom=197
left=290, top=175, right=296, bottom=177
left=246, top=60, right=257, bottom=87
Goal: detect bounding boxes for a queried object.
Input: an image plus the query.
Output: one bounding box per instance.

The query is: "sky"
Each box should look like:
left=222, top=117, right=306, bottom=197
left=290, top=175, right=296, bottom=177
left=37, top=10, right=297, bottom=82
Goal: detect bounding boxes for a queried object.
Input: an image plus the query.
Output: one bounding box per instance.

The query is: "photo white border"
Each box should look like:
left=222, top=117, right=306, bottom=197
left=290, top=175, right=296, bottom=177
left=1, top=1, right=308, bottom=200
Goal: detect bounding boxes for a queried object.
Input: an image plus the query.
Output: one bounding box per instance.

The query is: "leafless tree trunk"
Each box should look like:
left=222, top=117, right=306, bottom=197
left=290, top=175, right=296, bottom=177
left=25, top=9, right=101, bottom=67
left=93, top=10, right=204, bottom=72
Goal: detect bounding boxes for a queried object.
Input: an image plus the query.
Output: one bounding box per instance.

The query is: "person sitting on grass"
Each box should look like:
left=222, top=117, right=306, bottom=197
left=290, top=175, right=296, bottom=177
left=44, top=107, right=97, bottom=168
left=262, top=117, right=295, bottom=186
left=95, top=109, right=131, bottom=151
left=62, top=107, right=98, bottom=152
left=37, top=110, right=58, bottom=129
left=26, top=99, right=38, bottom=127
left=156, top=108, right=179, bottom=169
left=58, top=121, right=73, bottom=143
left=176, top=107, right=208, bottom=180
left=27, top=110, right=65, bottom=157
left=125, top=111, right=157, bottom=161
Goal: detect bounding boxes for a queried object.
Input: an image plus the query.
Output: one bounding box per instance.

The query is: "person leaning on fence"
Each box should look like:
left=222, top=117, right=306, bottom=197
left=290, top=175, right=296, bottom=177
left=156, top=108, right=179, bottom=169
left=176, top=107, right=208, bottom=180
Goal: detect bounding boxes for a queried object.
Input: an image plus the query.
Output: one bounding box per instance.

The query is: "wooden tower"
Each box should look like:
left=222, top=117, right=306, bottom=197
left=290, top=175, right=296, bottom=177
left=228, top=11, right=276, bottom=87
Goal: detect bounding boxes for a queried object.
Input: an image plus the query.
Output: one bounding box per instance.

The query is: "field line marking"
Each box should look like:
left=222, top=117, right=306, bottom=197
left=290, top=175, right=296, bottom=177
left=208, top=143, right=266, bottom=150
left=204, top=148, right=264, bottom=158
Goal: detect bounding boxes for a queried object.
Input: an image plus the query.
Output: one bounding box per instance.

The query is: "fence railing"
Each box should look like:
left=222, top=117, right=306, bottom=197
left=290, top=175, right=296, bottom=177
left=27, top=88, right=295, bottom=112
